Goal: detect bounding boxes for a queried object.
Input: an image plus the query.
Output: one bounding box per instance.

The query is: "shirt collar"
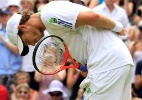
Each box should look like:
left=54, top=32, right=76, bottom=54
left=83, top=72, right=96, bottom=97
left=102, top=2, right=118, bottom=11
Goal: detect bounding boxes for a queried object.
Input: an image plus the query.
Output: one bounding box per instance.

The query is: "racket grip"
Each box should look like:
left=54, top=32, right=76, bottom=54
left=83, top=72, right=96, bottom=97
left=78, top=64, right=87, bottom=72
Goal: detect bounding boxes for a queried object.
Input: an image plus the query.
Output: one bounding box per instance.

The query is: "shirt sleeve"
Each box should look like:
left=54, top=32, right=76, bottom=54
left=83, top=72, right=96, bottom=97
left=40, top=1, right=89, bottom=30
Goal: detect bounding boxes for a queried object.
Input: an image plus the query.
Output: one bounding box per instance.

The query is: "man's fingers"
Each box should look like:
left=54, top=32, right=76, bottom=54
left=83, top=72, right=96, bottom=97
left=123, top=28, right=127, bottom=35
left=80, top=71, right=88, bottom=77
left=118, top=28, right=127, bottom=36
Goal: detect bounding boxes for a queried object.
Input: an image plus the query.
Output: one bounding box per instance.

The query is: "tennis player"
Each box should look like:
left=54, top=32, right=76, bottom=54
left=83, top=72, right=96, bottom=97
left=6, top=1, right=133, bottom=100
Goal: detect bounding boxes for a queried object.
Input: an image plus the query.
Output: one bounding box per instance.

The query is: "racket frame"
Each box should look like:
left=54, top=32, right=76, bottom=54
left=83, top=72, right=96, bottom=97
left=33, top=35, right=80, bottom=75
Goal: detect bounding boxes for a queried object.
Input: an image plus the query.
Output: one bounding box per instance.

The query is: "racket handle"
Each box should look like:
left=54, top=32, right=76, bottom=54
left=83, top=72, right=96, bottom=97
left=78, top=64, right=87, bottom=72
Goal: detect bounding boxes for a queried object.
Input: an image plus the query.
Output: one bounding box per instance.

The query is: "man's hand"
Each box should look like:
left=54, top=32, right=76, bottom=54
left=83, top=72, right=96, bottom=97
left=0, top=33, right=3, bottom=40
left=117, top=28, right=127, bottom=36
left=80, top=71, right=88, bottom=77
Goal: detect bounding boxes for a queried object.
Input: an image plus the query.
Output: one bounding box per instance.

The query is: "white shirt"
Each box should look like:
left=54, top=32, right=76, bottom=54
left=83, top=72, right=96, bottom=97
left=20, top=45, right=35, bottom=72
left=94, top=2, right=130, bottom=40
left=40, top=1, right=133, bottom=74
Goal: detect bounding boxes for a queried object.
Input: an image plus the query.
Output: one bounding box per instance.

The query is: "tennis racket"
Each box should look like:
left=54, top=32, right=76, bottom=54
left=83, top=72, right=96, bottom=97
left=33, top=35, right=87, bottom=75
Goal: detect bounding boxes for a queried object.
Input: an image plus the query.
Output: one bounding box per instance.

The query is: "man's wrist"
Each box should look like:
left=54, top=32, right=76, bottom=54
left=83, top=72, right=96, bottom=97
left=112, top=21, right=123, bottom=32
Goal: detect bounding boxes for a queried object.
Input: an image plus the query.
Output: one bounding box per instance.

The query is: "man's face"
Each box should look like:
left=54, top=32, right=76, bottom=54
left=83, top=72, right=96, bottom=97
left=21, top=0, right=32, bottom=11
left=16, top=75, right=28, bottom=84
left=9, top=5, right=19, bottom=15
left=20, top=25, right=44, bottom=46
left=49, top=91, right=63, bottom=100
left=0, top=13, right=11, bottom=26
left=16, top=87, right=30, bottom=99
left=105, top=0, right=115, bottom=6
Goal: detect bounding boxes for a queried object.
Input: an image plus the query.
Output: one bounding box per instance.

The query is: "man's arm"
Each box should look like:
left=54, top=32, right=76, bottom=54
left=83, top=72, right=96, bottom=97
left=0, top=33, right=19, bottom=55
left=75, top=9, right=123, bottom=32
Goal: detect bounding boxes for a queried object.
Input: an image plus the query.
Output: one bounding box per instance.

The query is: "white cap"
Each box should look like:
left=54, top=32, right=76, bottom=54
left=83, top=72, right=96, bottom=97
left=7, top=0, right=21, bottom=8
left=42, top=80, right=68, bottom=97
left=6, top=13, right=29, bottom=56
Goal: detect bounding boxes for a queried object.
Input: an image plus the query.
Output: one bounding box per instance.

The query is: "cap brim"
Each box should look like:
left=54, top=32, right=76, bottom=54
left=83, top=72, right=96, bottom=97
left=0, top=12, right=10, bottom=15
left=17, top=36, right=29, bottom=56
left=21, top=46, right=29, bottom=56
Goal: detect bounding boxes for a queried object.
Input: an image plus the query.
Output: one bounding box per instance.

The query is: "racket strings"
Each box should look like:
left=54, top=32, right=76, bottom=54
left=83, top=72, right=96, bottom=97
left=35, top=38, right=65, bottom=73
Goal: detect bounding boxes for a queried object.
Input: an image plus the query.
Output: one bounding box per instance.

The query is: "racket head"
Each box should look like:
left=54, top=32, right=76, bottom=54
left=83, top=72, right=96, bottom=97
left=33, top=35, right=79, bottom=75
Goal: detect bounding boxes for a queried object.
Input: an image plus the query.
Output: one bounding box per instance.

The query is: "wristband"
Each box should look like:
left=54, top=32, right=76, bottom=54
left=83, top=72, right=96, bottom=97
left=78, top=64, right=87, bottom=72
left=112, top=21, right=123, bottom=32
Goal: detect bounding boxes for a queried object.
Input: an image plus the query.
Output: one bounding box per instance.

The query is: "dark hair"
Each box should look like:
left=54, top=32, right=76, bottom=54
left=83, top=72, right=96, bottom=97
left=119, top=0, right=124, bottom=6
left=18, top=10, right=34, bottom=25
left=137, top=9, right=142, bottom=17
left=17, top=10, right=34, bottom=36
left=33, top=0, right=49, bottom=13
left=70, top=0, right=85, bottom=6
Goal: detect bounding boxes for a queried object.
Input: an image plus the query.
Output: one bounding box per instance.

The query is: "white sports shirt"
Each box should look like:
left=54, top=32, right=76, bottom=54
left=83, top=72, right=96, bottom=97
left=40, top=1, right=133, bottom=74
